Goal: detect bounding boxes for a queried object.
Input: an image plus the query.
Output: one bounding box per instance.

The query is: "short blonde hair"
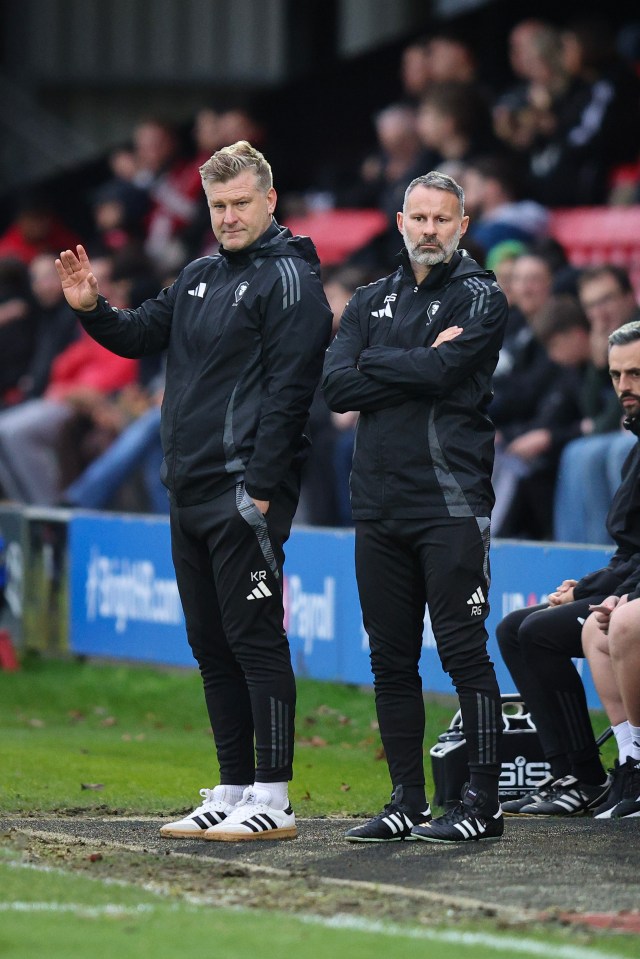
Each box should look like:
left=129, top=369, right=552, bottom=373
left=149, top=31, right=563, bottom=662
left=199, top=140, right=272, bottom=192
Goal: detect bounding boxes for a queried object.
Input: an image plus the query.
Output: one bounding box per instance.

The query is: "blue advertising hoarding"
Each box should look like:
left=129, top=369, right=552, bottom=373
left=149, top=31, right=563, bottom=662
left=70, top=513, right=186, bottom=665
left=69, top=513, right=613, bottom=707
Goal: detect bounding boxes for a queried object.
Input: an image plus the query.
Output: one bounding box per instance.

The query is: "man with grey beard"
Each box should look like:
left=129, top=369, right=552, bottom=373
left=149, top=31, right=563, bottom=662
left=323, top=171, right=509, bottom=844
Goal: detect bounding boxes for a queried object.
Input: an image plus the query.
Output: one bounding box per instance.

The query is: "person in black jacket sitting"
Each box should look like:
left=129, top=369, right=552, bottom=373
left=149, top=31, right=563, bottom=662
left=323, top=170, right=509, bottom=844
left=496, top=320, right=640, bottom=818
left=55, top=141, right=333, bottom=842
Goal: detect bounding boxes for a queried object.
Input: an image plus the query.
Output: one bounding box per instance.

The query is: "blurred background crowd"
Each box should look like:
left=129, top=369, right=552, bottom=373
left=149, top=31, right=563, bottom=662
left=1, top=1, right=640, bottom=546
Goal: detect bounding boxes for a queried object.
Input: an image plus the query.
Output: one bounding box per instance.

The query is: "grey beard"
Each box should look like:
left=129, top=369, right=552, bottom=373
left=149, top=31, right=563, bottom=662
left=410, top=245, right=447, bottom=266
left=403, top=226, right=461, bottom=267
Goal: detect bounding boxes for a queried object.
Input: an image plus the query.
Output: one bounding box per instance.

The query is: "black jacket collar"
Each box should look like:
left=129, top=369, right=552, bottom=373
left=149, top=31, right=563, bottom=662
left=398, top=249, right=464, bottom=290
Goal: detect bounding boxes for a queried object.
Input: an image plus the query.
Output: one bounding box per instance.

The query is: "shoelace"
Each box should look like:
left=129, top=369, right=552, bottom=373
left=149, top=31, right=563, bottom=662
left=239, top=789, right=271, bottom=807
left=546, top=777, right=577, bottom=799
left=197, top=788, right=218, bottom=807
left=438, top=802, right=469, bottom=824
left=379, top=803, right=408, bottom=821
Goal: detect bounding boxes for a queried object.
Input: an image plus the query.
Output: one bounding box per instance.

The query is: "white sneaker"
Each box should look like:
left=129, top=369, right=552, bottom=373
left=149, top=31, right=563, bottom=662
left=159, top=786, right=237, bottom=838
left=205, top=786, right=297, bottom=841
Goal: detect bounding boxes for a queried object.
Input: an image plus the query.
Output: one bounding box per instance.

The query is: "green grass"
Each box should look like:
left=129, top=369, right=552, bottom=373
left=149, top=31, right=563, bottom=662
left=0, top=658, right=629, bottom=959
left=1, top=847, right=636, bottom=959
left=0, top=655, right=424, bottom=816
left=0, top=656, right=615, bottom=817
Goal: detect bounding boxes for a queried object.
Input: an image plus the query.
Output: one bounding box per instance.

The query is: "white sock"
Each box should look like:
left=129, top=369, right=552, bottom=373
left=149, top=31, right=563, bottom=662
left=628, top=723, right=640, bottom=761
left=221, top=784, right=250, bottom=804
left=613, top=720, right=633, bottom=763
left=253, top=780, right=289, bottom=810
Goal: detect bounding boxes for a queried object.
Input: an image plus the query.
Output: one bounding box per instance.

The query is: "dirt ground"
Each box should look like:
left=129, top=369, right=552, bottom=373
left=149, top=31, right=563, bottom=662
left=2, top=814, right=639, bottom=935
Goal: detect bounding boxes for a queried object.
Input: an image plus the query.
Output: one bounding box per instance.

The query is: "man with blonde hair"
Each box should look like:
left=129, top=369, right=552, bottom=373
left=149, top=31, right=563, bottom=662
left=56, top=140, right=332, bottom=841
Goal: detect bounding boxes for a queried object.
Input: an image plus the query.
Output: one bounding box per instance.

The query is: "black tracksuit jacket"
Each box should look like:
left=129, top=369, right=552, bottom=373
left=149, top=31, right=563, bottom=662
left=573, top=424, right=640, bottom=601
left=322, top=249, right=508, bottom=520
left=75, top=222, right=333, bottom=507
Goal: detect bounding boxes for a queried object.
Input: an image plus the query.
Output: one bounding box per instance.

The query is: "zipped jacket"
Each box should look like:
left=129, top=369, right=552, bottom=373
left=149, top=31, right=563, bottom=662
left=322, top=249, right=508, bottom=520
left=574, top=426, right=640, bottom=600
left=75, top=222, right=333, bottom=506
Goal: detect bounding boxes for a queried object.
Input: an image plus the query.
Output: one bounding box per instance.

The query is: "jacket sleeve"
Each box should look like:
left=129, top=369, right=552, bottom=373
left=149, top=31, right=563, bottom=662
left=322, top=295, right=409, bottom=413
left=573, top=551, right=639, bottom=599
left=74, top=281, right=178, bottom=358
left=357, top=279, right=507, bottom=396
left=243, top=265, right=333, bottom=501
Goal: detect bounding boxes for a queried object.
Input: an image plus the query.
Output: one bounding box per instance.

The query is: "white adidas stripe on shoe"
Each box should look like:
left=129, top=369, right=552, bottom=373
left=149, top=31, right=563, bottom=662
left=160, top=786, right=237, bottom=838
left=205, top=786, right=297, bottom=841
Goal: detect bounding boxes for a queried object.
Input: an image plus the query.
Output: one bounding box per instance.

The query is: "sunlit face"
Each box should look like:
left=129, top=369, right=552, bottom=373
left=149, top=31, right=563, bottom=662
left=609, top=340, right=640, bottom=419
left=397, top=185, right=468, bottom=272
left=204, top=170, right=276, bottom=252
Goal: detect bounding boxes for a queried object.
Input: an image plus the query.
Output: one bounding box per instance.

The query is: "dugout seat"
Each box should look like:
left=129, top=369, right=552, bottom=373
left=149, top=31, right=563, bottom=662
left=548, top=206, right=640, bottom=295
left=283, top=208, right=388, bottom=266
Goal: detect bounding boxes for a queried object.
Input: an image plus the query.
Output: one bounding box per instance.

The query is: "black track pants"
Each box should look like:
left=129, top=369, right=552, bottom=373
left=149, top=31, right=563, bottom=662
left=170, top=480, right=297, bottom=784
left=355, top=516, right=502, bottom=791
left=496, top=598, right=606, bottom=776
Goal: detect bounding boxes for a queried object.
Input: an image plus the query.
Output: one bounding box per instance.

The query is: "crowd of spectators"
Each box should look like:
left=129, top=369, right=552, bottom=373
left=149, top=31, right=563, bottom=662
left=0, top=15, right=639, bottom=542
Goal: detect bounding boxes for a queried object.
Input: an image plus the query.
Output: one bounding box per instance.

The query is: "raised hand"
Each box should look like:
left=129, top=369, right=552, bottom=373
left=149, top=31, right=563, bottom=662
left=54, top=244, right=100, bottom=312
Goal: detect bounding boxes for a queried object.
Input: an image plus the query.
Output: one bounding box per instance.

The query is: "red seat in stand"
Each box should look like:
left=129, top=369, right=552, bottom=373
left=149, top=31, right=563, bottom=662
left=548, top=206, right=640, bottom=295
left=284, top=208, right=389, bottom=266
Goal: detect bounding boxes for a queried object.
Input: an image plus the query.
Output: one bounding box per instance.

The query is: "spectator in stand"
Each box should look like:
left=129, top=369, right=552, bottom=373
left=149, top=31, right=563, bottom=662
left=494, top=17, right=639, bottom=206
left=88, top=179, right=149, bottom=257
left=296, top=266, right=365, bottom=527
left=339, top=104, right=428, bottom=272
left=582, top=587, right=640, bottom=819
left=492, top=294, right=591, bottom=540
left=400, top=36, right=432, bottom=101
left=491, top=252, right=555, bottom=410
left=1, top=254, right=77, bottom=411
left=0, top=255, right=138, bottom=505
left=554, top=266, right=640, bottom=544
left=61, top=378, right=166, bottom=514
left=18, top=254, right=79, bottom=404
left=192, top=107, right=223, bottom=164
left=400, top=33, right=479, bottom=102
left=0, top=258, right=35, bottom=409
left=217, top=109, right=266, bottom=153
left=128, top=118, right=202, bottom=272
left=485, top=239, right=528, bottom=303
left=560, top=17, right=640, bottom=205
left=0, top=194, right=79, bottom=266
left=461, top=155, right=548, bottom=262
left=427, top=34, right=478, bottom=85
left=493, top=20, right=566, bottom=150
left=416, top=81, right=497, bottom=171
left=325, top=267, right=367, bottom=526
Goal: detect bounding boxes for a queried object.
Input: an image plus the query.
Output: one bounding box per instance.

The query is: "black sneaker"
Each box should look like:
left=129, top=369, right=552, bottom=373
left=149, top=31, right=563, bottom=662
left=609, top=759, right=640, bottom=819
left=345, top=802, right=431, bottom=842
left=593, top=760, right=627, bottom=818
left=501, top=774, right=557, bottom=815
left=411, top=784, right=503, bottom=844
left=523, top=774, right=611, bottom=816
